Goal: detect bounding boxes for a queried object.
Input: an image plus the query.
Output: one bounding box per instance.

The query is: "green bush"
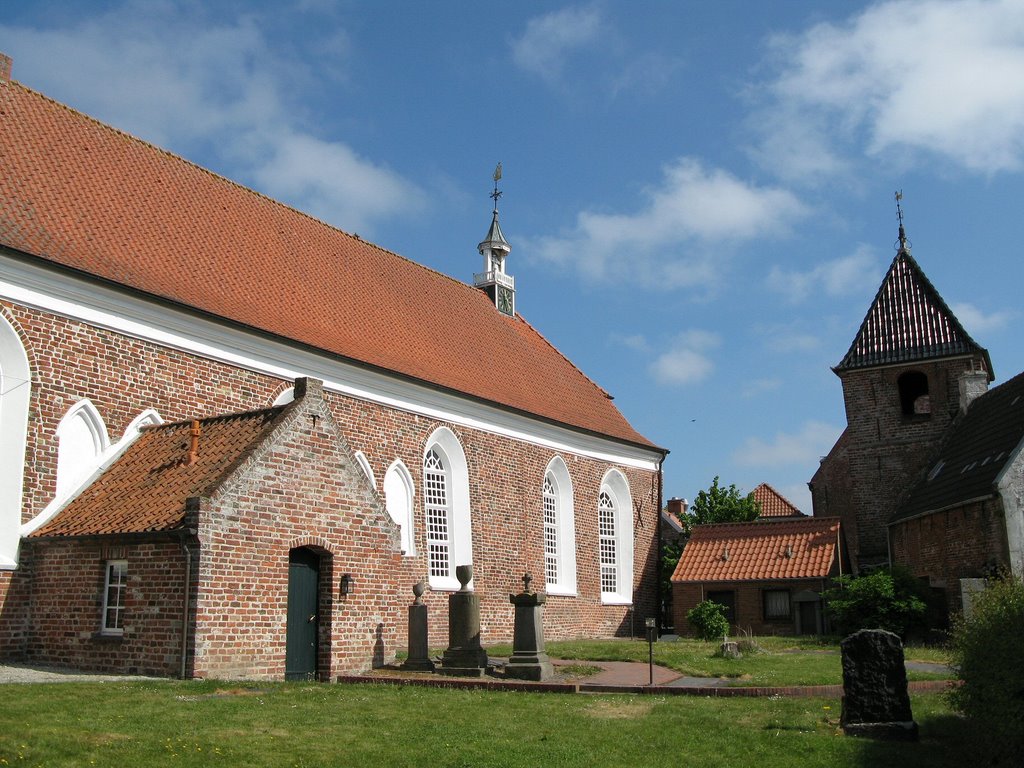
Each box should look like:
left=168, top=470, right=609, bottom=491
left=949, top=577, right=1024, bottom=765
left=687, top=599, right=729, bottom=641
left=822, top=568, right=927, bottom=637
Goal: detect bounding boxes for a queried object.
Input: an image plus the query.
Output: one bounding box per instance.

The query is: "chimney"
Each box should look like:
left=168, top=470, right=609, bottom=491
left=666, top=497, right=688, bottom=518
left=0, top=53, right=11, bottom=83
left=186, top=420, right=201, bottom=465
left=958, top=365, right=989, bottom=414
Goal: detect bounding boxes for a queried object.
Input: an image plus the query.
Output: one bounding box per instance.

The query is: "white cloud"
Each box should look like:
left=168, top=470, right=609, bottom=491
left=650, top=330, right=719, bottom=386
left=733, top=420, right=842, bottom=468
left=530, top=158, right=807, bottom=288
left=741, top=378, right=782, bottom=398
left=754, top=0, right=1024, bottom=179
left=950, top=302, right=1015, bottom=334
left=0, top=4, right=421, bottom=236
left=767, top=245, right=881, bottom=303
left=609, top=332, right=652, bottom=353
left=511, top=4, right=606, bottom=83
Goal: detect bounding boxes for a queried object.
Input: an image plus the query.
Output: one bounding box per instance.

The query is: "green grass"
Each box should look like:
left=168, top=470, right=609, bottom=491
left=0, top=681, right=973, bottom=767
left=484, top=637, right=953, bottom=687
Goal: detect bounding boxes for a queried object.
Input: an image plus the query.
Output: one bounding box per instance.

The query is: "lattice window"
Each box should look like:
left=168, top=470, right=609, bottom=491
left=543, top=475, right=559, bottom=585
left=424, top=449, right=450, bottom=579
left=598, top=491, right=617, bottom=594
left=102, top=560, right=127, bottom=634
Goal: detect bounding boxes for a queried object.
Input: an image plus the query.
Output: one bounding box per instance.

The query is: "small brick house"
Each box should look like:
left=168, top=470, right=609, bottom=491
left=671, top=516, right=846, bottom=636
left=811, top=215, right=1023, bottom=620
left=0, top=57, right=667, bottom=678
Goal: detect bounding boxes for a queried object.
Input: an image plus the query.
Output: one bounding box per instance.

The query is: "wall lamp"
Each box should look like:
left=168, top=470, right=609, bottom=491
left=340, top=574, right=355, bottom=596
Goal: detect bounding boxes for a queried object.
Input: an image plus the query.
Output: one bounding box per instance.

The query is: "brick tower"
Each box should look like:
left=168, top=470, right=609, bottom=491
left=810, top=197, right=992, bottom=572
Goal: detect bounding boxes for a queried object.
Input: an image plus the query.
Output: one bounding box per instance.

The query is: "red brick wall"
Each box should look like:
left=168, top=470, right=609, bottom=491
left=672, top=579, right=829, bottom=637
left=890, top=498, right=1010, bottom=617
left=814, top=358, right=986, bottom=570
left=1, top=299, right=660, bottom=671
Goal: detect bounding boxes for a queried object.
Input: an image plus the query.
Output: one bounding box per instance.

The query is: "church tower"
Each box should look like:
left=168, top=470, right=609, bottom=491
left=473, top=164, right=515, bottom=317
left=810, top=195, right=993, bottom=571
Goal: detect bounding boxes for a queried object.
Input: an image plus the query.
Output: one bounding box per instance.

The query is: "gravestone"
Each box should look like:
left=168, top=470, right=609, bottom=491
left=840, top=629, right=918, bottom=740
left=504, top=573, right=554, bottom=681
left=402, top=580, right=434, bottom=672
left=439, top=564, right=489, bottom=677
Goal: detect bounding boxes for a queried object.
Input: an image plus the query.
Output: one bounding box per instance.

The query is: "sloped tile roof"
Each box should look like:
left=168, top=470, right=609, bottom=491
left=31, top=407, right=286, bottom=537
left=894, top=370, right=1024, bottom=523
left=671, top=517, right=841, bottom=583
left=836, top=248, right=992, bottom=376
left=752, top=483, right=804, bottom=517
left=0, top=78, right=657, bottom=449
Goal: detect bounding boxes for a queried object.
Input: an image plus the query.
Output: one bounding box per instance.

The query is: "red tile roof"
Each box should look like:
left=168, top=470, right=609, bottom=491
left=752, top=483, right=804, bottom=518
left=671, top=517, right=841, bottom=583
left=0, top=78, right=658, bottom=450
left=31, top=408, right=286, bottom=537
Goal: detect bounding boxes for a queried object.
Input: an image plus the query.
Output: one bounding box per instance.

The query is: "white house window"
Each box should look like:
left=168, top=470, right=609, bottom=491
left=424, top=448, right=450, bottom=580
left=598, top=491, right=618, bottom=595
left=384, top=459, right=415, bottom=556
left=102, top=560, right=128, bottom=634
left=0, top=313, right=32, bottom=568
left=764, top=589, right=792, bottom=620
left=543, top=475, right=559, bottom=585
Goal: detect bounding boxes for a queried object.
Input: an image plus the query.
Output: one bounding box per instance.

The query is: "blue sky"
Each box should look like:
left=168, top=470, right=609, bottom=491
left=5, top=0, right=1024, bottom=512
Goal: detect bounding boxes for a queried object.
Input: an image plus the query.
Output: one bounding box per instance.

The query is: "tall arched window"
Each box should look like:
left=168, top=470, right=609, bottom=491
left=598, top=469, right=634, bottom=605
left=543, top=456, right=577, bottom=595
left=384, top=459, right=415, bottom=556
left=423, top=427, right=472, bottom=590
left=0, top=313, right=31, bottom=568
left=55, top=399, right=109, bottom=501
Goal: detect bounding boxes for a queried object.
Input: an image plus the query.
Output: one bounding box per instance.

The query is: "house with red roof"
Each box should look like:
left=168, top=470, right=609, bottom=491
left=0, top=55, right=666, bottom=678
left=671, top=516, right=846, bottom=636
left=751, top=483, right=805, bottom=519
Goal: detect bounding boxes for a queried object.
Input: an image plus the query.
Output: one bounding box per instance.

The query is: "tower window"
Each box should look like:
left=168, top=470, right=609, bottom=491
left=898, top=371, right=930, bottom=417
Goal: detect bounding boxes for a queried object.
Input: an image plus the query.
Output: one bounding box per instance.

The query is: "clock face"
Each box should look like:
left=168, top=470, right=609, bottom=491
left=498, top=287, right=513, bottom=315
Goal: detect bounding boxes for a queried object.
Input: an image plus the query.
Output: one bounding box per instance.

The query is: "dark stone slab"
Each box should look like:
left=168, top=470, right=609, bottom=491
left=840, top=629, right=918, bottom=740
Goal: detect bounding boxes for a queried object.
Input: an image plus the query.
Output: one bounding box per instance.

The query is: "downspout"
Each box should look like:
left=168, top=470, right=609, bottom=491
left=655, top=458, right=664, bottom=633
left=179, top=531, right=197, bottom=680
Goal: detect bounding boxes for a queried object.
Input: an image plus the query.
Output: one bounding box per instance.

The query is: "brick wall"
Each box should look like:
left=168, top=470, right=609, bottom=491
left=1, top=299, right=660, bottom=672
left=890, top=498, right=1010, bottom=617
left=672, top=578, right=829, bottom=637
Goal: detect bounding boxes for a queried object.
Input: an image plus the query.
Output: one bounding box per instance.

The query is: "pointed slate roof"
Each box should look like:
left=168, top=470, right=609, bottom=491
left=31, top=406, right=288, bottom=538
left=836, top=248, right=992, bottom=376
left=752, top=483, right=805, bottom=518
left=671, top=517, right=842, bottom=583
left=893, top=370, right=1024, bottom=524
left=0, top=75, right=659, bottom=451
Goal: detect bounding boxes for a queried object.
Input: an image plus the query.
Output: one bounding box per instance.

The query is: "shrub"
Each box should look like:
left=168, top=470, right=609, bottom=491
left=949, top=577, right=1024, bottom=764
left=822, top=568, right=927, bottom=637
left=687, top=600, right=729, bottom=641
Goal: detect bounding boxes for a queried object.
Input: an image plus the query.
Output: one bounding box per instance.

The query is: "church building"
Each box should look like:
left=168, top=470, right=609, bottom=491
left=0, top=55, right=666, bottom=679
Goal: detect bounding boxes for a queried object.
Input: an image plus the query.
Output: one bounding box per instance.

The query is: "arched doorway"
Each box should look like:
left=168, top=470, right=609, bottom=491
left=286, top=548, right=320, bottom=680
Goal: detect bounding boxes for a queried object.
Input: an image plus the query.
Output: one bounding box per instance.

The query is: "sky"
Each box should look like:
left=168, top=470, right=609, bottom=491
left=4, top=0, right=1024, bottom=513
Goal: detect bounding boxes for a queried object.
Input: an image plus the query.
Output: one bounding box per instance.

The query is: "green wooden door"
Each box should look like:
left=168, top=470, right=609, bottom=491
left=285, top=548, right=320, bottom=681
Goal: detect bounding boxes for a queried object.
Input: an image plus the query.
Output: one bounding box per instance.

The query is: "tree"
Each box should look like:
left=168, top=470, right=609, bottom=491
left=681, top=476, right=760, bottom=534
left=687, top=599, right=730, bottom=641
left=822, top=568, right=927, bottom=637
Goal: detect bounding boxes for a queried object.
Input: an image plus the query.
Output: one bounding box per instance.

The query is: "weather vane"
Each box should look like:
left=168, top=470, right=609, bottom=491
left=491, top=162, right=503, bottom=208
left=894, top=190, right=911, bottom=252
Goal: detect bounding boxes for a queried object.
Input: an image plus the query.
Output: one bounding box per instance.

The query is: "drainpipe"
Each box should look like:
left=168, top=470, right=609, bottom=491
left=654, top=458, right=663, bottom=633
left=179, top=531, right=197, bottom=680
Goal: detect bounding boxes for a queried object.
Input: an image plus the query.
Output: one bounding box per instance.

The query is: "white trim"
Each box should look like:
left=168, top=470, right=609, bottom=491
left=0, top=253, right=662, bottom=471
left=599, top=468, right=634, bottom=605
left=384, top=459, right=416, bottom=556
left=424, top=427, right=472, bottom=591
left=353, top=451, right=376, bottom=488
left=272, top=387, right=295, bottom=406
left=101, top=559, right=128, bottom=635
left=54, top=399, right=110, bottom=502
left=0, top=312, right=31, bottom=568
left=543, top=456, right=577, bottom=596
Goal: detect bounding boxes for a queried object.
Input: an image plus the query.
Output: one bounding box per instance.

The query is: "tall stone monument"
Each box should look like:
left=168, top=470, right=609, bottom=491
left=402, top=580, right=434, bottom=672
left=840, top=629, right=918, bottom=740
left=505, top=572, right=554, bottom=681
left=440, top=564, right=489, bottom=677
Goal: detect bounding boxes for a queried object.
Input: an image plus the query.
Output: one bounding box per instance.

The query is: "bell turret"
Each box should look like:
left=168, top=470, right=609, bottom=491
left=473, top=163, right=515, bottom=317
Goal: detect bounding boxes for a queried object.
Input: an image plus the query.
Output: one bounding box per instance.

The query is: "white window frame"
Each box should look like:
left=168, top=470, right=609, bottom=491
left=55, top=399, right=110, bottom=502
left=543, top=456, right=577, bottom=596
left=384, top=459, right=416, bottom=556
left=598, top=469, right=634, bottom=605
left=423, top=427, right=472, bottom=591
left=0, top=313, right=31, bottom=568
left=353, top=450, right=376, bottom=489
left=101, top=560, right=128, bottom=635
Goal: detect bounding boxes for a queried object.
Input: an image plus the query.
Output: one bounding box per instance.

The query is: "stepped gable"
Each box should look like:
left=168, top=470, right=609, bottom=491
left=894, top=371, right=1024, bottom=524
left=31, top=406, right=287, bottom=537
left=671, top=517, right=841, bottom=583
left=835, top=249, right=992, bottom=376
left=0, top=78, right=655, bottom=449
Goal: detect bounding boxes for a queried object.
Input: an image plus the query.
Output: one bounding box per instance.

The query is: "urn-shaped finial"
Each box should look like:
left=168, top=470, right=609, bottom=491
left=455, top=564, right=473, bottom=592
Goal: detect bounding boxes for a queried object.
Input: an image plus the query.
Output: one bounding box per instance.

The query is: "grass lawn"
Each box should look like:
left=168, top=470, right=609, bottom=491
left=0, top=681, right=971, bottom=768
left=483, top=636, right=954, bottom=687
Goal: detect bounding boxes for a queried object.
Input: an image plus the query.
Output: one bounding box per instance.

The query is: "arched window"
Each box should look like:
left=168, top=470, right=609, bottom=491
left=353, top=451, right=376, bottom=488
left=598, top=469, right=634, bottom=605
left=0, top=314, right=31, bottom=568
left=55, top=399, right=109, bottom=502
left=898, top=371, right=930, bottom=417
left=384, top=459, right=415, bottom=556
left=543, top=456, right=577, bottom=595
left=272, top=386, right=295, bottom=406
left=423, top=427, right=472, bottom=590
